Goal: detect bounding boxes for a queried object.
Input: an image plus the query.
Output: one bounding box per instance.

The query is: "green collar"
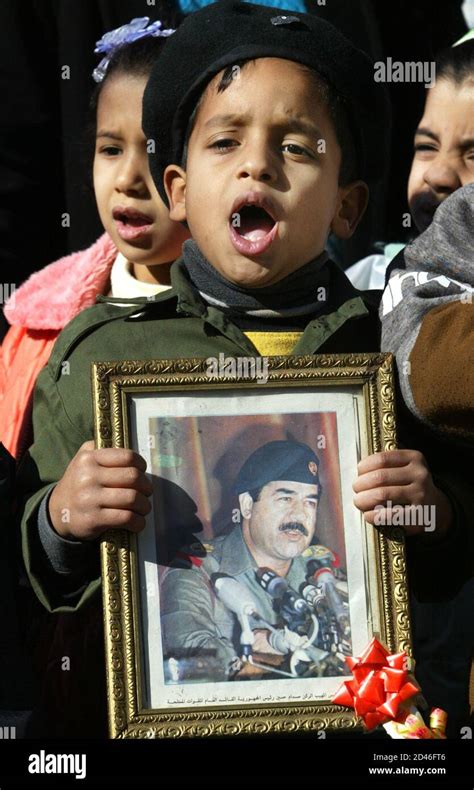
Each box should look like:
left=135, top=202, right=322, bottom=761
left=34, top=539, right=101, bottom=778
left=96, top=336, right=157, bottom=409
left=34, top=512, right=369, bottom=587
left=170, top=257, right=371, bottom=355
left=50, top=256, right=372, bottom=380
left=96, top=256, right=371, bottom=357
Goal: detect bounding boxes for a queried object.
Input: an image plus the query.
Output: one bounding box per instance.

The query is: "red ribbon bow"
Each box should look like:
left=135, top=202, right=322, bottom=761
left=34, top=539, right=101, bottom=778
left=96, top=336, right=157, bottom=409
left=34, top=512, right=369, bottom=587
left=332, top=638, right=420, bottom=730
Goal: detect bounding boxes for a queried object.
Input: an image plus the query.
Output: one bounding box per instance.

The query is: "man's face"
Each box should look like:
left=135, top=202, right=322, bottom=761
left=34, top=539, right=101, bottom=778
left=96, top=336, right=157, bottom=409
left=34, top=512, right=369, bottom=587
left=408, top=78, right=474, bottom=233
left=168, top=58, right=354, bottom=288
left=240, top=479, right=319, bottom=563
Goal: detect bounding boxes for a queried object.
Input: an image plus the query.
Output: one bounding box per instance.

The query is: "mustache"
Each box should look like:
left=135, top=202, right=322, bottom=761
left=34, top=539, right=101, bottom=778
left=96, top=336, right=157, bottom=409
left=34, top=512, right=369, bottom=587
left=278, top=521, right=308, bottom=537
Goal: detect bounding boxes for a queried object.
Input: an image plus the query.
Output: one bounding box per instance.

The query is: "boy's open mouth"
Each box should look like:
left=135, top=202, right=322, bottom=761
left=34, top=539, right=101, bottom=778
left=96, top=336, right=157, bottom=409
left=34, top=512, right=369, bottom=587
left=236, top=205, right=275, bottom=241
left=228, top=195, right=278, bottom=256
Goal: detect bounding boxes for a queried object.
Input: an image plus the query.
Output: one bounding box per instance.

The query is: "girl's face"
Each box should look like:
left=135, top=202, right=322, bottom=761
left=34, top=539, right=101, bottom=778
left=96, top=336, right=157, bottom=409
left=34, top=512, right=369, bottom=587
left=93, top=74, right=189, bottom=283
left=408, top=77, right=474, bottom=233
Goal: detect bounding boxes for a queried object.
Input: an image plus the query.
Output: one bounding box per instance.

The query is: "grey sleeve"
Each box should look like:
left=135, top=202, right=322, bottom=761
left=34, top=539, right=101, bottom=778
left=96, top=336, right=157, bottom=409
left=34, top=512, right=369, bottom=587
left=31, top=488, right=99, bottom=605
left=380, top=267, right=466, bottom=423
left=380, top=184, right=474, bottom=426
left=37, top=489, right=94, bottom=575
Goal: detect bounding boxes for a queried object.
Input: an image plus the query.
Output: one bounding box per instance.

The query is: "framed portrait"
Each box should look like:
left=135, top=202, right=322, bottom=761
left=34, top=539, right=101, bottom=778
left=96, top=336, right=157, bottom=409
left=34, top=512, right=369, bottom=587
left=92, top=353, right=412, bottom=739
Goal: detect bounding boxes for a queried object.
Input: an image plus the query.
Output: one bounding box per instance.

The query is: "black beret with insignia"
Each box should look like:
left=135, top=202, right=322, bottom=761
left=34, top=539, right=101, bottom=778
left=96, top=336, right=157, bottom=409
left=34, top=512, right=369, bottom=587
left=233, top=440, right=321, bottom=495
left=143, top=0, right=390, bottom=204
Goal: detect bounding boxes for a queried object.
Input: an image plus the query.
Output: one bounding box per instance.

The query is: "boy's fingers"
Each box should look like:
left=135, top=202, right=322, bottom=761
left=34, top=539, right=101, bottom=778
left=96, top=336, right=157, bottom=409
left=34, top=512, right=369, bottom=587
left=93, top=447, right=147, bottom=472
left=97, top=509, right=148, bottom=533
left=362, top=508, right=424, bottom=534
left=353, top=485, right=416, bottom=512
left=352, top=465, right=414, bottom=493
left=97, top=466, right=153, bottom=496
left=356, top=449, right=424, bottom=475
left=79, top=440, right=96, bottom=452
left=99, top=489, right=152, bottom=516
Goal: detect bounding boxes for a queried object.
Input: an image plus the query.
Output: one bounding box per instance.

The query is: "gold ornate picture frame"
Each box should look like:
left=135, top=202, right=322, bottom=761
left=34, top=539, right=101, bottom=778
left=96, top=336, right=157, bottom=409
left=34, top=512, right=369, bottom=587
left=92, top=353, right=412, bottom=739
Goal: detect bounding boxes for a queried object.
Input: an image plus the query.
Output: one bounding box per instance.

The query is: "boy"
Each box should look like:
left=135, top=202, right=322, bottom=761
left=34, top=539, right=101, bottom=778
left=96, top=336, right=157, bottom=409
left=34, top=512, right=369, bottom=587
left=17, top=2, right=471, bottom=731
left=381, top=184, right=474, bottom=442
left=347, top=36, right=474, bottom=290
left=379, top=37, right=474, bottom=440
left=381, top=183, right=474, bottom=725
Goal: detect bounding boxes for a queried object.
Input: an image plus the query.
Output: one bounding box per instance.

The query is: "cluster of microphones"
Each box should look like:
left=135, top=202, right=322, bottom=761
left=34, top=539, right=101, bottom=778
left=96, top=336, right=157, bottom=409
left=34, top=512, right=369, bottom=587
left=211, top=556, right=352, bottom=678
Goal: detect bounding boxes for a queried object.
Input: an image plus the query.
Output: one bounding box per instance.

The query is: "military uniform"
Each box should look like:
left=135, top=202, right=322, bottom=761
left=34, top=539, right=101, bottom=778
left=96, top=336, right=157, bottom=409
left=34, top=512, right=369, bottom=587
left=17, top=256, right=380, bottom=613
left=161, top=527, right=337, bottom=677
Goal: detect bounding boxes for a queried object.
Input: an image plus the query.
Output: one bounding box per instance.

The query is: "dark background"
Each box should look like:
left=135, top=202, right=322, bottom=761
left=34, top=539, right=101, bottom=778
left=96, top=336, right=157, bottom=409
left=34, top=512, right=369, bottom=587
left=0, top=0, right=466, bottom=310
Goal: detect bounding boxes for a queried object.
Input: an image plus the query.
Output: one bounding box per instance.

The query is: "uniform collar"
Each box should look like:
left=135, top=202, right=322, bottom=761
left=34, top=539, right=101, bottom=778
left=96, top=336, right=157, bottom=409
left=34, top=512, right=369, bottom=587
left=218, top=527, right=256, bottom=576
left=97, top=254, right=372, bottom=356
left=171, top=255, right=371, bottom=355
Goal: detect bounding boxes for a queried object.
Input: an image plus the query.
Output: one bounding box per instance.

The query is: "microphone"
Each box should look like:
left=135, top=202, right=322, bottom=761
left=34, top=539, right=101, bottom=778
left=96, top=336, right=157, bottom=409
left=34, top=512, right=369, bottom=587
left=300, top=582, right=325, bottom=609
left=305, top=560, right=350, bottom=637
left=211, top=573, right=260, bottom=656
left=256, top=567, right=311, bottom=633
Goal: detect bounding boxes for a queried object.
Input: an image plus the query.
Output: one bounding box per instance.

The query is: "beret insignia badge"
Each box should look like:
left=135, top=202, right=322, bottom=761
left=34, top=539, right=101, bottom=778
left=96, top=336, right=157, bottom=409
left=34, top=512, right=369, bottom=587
left=271, top=15, right=303, bottom=27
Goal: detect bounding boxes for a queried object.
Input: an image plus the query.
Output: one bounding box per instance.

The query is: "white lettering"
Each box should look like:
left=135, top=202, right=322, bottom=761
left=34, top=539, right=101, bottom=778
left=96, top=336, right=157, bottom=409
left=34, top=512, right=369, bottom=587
left=206, top=354, right=269, bottom=383
left=28, top=751, right=86, bottom=780
left=374, top=62, right=385, bottom=83
left=381, top=270, right=474, bottom=316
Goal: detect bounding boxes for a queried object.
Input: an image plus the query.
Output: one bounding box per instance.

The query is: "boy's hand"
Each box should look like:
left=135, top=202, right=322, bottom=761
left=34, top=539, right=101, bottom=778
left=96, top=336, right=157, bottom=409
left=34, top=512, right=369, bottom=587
left=48, top=441, right=153, bottom=541
left=352, top=449, right=453, bottom=540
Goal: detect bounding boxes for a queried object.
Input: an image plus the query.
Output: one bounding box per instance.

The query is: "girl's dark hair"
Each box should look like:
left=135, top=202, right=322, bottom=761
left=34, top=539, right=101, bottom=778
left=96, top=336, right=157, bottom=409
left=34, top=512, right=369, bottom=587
left=435, top=39, right=474, bottom=84
left=83, top=33, right=173, bottom=190
left=89, top=35, right=171, bottom=122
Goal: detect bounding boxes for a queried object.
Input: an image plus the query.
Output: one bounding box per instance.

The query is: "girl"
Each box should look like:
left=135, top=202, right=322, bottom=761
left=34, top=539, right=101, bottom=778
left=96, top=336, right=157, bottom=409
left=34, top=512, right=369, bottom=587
left=0, top=16, right=189, bottom=739
left=0, top=17, right=189, bottom=460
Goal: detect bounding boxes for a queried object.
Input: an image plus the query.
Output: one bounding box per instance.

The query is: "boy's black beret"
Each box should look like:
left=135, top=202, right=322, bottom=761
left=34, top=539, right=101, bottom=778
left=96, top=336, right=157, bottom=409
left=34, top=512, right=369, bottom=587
left=143, top=0, right=390, bottom=203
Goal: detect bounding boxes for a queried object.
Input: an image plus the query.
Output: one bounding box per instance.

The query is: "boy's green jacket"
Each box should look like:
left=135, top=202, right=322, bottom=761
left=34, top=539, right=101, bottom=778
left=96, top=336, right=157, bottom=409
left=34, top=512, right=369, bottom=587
left=16, top=259, right=473, bottom=612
